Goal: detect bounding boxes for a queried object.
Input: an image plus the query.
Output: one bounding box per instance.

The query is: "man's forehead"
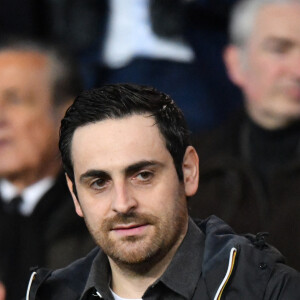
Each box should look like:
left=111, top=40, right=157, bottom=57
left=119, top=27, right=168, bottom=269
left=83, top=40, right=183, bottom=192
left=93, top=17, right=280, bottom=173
left=0, top=50, right=48, bottom=68
left=252, top=3, right=300, bottom=41
left=71, top=114, right=165, bottom=156
left=71, top=114, right=171, bottom=176
left=73, top=114, right=157, bottom=138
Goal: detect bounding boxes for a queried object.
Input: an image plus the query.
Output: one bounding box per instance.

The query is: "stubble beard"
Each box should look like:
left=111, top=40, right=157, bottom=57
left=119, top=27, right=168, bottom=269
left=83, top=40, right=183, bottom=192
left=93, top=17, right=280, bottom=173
left=85, top=203, right=188, bottom=274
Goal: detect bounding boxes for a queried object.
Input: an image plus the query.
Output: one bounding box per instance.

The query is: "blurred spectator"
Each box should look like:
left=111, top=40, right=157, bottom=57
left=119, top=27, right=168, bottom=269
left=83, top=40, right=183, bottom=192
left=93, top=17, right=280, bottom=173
left=41, top=0, right=242, bottom=132
left=189, top=0, right=300, bottom=270
left=0, top=38, right=94, bottom=299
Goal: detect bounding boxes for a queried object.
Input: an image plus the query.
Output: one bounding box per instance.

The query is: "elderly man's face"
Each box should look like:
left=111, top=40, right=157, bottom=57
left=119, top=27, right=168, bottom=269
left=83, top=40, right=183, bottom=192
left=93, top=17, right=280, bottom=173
left=0, top=51, right=63, bottom=188
left=225, top=3, right=300, bottom=128
left=67, top=114, right=198, bottom=269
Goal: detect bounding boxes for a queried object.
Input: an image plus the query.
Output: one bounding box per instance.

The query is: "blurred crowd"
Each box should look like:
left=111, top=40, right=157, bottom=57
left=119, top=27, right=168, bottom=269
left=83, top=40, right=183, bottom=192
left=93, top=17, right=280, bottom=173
left=0, top=0, right=243, bottom=132
left=0, top=0, right=299, bottom=299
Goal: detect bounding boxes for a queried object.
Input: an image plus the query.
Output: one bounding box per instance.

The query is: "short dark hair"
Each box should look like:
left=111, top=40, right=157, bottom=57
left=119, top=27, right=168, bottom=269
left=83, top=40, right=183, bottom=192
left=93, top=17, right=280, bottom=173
left=59, top=83, right=190, bottom=182
left=0, top=36, right=83, bottom=106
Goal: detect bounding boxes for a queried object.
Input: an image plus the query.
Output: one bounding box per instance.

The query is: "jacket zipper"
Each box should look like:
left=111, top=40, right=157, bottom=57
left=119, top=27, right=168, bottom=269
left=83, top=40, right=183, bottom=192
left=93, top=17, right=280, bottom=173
left=213, top=247, right=237, bottom=300
left=26, top=271, right=37, bottom=300
left=95, top=291, right=103, bottom=298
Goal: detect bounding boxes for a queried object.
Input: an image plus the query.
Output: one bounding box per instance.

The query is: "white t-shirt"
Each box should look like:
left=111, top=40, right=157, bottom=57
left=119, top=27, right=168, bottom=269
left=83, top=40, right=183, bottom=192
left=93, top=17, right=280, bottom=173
left=110, top=288, right=142, bottom=300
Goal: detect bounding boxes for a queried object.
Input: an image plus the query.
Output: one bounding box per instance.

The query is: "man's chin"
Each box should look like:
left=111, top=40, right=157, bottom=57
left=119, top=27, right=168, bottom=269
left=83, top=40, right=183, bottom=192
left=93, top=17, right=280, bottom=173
left=109, top=239, right=155, bottom=263
left=109, top=246, right=163, bottom=274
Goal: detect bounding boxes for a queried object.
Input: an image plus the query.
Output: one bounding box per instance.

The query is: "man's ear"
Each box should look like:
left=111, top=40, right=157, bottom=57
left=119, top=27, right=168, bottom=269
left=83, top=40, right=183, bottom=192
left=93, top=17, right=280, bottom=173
left=66, top=173, right=84, bottom=217
left=182, top=146, right=199, bottom=197
left=223, top=45, right=246, bottom=87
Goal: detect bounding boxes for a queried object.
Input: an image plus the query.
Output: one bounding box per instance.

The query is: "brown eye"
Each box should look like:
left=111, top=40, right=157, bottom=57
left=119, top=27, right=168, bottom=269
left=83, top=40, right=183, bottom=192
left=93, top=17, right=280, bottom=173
left=90, top=178, right=108, bottom=190
left=135, top=171, right=154, bottom=182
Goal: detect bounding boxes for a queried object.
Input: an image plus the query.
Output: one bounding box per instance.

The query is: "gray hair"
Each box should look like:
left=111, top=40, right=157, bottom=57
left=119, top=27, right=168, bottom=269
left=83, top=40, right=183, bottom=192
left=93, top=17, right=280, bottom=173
left=0, top=37, right=83, bottom=107
left=229, top=0, right=300, bottom=47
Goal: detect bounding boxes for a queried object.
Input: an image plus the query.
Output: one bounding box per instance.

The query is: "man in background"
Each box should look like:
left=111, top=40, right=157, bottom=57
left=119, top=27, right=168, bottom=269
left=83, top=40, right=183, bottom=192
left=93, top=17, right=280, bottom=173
left=0, top=38, right=94, bottom=299
left=190, top=0, right=300, bottom=270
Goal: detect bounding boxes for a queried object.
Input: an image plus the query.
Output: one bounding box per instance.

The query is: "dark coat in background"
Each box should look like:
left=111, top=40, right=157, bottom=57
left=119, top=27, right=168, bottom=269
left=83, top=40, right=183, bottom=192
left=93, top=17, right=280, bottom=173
left=0, top=172, right=95, bottom=300
left=189, top=111, right=300, bottom=271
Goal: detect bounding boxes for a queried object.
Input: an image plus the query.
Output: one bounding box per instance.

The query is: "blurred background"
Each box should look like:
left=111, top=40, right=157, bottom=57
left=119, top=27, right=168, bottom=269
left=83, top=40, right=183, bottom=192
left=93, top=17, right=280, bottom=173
left=0, top=0, right=243, bottom=133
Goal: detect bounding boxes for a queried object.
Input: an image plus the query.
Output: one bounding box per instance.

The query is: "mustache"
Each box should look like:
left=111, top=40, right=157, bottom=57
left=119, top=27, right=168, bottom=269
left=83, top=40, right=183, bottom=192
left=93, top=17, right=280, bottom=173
left=102, top=212, right=158, bottom=231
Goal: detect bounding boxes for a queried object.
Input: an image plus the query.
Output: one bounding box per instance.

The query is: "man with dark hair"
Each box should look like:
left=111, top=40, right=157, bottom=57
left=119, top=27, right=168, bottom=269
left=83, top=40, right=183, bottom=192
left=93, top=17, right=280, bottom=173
left=26, top=83, right=299, bottom=299
left=0, top=38, right=94, bottom=300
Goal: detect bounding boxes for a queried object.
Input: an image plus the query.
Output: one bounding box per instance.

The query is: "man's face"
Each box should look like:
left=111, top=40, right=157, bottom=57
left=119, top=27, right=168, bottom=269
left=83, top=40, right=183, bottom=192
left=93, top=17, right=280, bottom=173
left=0, top=51, right=62, bottom=187
left=67, top=115, right=197, bottom=268
left=226, top=3, right=300, bottom=128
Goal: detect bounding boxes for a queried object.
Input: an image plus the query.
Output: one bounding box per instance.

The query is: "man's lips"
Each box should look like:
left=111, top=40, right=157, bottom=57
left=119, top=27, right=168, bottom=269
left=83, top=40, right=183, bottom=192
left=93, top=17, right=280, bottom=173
left=111, top=223, right=149, bottom=236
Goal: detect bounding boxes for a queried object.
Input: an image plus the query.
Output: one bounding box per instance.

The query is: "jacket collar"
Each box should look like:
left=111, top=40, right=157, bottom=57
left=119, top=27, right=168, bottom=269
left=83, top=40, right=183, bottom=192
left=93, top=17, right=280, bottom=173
left=197, top=215, right=284, bottom=299
left=154, top=218, right=205, bottom=298
left=197, top=216, right=241, bottom=298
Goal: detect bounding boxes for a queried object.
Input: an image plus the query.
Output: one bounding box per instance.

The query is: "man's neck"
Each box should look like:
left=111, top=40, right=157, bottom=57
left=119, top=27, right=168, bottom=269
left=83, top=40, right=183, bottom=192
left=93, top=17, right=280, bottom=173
left=245, top=105, right=297, bottom=130
left=109, top=264, right=157, bottom=299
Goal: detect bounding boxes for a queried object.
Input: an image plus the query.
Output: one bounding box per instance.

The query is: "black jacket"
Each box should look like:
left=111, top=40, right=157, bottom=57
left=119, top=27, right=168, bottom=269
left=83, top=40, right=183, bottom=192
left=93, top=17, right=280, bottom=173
left=0, top=172, right=95, bottom=300
left=26, top=216, right=300, bottom=300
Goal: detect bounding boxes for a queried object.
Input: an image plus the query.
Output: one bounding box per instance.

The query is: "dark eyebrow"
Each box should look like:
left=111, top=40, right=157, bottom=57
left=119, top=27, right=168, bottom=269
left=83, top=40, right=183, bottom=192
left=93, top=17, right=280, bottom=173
left=79, top=160, right=163, bottom=183
left=263, top=36, right=294, bottom=47
left=79, top=170, right=109, bottom=183
left=125, top=160, right=162, bottom=175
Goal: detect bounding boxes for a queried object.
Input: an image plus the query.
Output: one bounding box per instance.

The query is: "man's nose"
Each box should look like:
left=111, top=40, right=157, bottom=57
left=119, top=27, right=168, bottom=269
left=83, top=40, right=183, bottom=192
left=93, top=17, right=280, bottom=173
left=111, top=182, right=137, bottom=214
